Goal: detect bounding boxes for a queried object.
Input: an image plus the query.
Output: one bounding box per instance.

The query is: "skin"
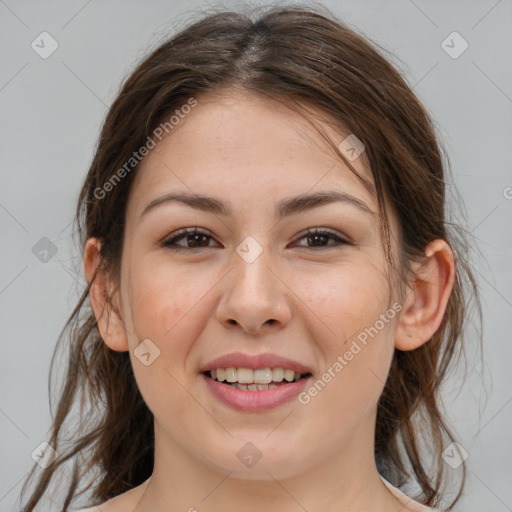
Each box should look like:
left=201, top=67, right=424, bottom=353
left=83, top=89, right=455, bottom=512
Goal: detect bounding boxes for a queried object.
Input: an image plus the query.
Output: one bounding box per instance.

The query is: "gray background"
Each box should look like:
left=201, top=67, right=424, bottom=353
left=1, top=0, right=511, bottom=510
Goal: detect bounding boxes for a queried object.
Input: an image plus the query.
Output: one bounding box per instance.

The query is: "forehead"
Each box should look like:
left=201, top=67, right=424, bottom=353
left=127, top=90, right=375, bottom=218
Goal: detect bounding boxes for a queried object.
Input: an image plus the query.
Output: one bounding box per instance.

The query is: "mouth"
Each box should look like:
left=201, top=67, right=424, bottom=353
left=200, top=353, right=313, bottom=412
left=203, top=367, right=312, bottom=391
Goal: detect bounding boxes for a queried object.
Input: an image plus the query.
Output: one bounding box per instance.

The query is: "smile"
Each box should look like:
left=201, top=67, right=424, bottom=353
left=205, top=367, right=308, bottom=390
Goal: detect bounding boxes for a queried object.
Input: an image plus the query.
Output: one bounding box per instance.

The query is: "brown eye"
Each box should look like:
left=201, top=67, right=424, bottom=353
left=293, top=228, right=350, bottom=249
left=162, top=228, right=218, bottom=250
left=161, top=227, right=350, bottom=252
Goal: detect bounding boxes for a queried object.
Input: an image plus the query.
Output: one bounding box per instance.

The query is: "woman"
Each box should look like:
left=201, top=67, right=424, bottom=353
left=20, top=4, right=481, bottom=511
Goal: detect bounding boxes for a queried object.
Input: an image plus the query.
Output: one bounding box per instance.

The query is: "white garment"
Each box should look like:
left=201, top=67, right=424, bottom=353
left=381, top=476, right=440, bottom=511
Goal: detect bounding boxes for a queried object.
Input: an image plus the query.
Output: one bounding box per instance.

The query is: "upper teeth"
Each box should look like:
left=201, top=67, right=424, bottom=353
left=210, top=367, right=302, bottom=384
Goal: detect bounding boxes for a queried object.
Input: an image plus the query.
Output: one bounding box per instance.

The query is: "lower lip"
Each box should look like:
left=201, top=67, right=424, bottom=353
left=202, top=374, right=311, bottom=412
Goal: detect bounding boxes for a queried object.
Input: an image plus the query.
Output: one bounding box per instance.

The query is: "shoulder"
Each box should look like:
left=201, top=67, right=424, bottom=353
left=71, top=505, right=118, bottom=512
left=70, top=496, right=132, bottom=512
left=70, top=499, right=126, bottom=512
left=70, top=478, right=151, bottom=512
left=381, top=477, right=440, bottom=512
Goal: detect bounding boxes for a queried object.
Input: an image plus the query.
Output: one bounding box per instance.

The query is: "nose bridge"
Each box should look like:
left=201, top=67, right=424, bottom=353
left=217, top=234, right=291, bottom=333
left=233, top=234, right=276, bottom=301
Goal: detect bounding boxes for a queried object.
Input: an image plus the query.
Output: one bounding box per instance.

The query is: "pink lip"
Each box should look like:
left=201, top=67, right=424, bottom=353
left=202, top=374, right=312, bottom=412
left=199, top=352, right=312, bottom=374
left=199, top=352, right=313, bottom=412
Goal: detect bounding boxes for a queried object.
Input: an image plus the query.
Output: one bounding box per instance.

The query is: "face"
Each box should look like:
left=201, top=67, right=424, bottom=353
left=112, top=90, right=403, bottom=480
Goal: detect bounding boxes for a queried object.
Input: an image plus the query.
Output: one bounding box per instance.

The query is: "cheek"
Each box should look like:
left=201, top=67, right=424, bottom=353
left=124, top=251, right=203, bottom=332
left=301, top=264, right=397, bottom=418
left=125, top=288, right=212, bottom=425
left=123, top=257, right=227, bottom=380
left=303, top=261, right=392, bottom=346
left=318, top=321, right=397, bottom=412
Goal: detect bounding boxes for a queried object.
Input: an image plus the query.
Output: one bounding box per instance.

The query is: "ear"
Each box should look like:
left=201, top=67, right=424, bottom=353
left=395, top=239, right=456, bottom=351
left=83, top=237, right=129, bottom=352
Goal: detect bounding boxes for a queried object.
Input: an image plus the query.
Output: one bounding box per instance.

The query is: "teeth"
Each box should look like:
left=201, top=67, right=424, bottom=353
left=237, top=368, right=254, bottom=384
left=209, top=367, right=305, bottom=385
left=272, top=368, right=284, bottom=381
left=225, top=367, right=237, bottom=383
left=232, top=383, right=280, bottom=390
left=254, top=368, right=272, bottom=384
left=284, top=369, right=295, bottom=382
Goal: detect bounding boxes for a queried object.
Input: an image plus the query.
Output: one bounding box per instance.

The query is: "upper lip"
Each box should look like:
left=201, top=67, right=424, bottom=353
left=200, top=352, right=312, bottom=375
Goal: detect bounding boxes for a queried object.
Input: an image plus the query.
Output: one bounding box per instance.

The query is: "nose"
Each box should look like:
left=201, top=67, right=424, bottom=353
left=215, top=243, right=292, bottom=336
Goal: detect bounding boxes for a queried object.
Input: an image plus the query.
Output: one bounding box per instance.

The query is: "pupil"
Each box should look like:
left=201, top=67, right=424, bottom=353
left=309, top=234, right=326, bottom=246
left=190, top=234, right=206, bottom=247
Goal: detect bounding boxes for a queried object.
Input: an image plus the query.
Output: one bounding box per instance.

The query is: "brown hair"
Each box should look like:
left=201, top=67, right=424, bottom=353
left=20, top=3, right=482, bottom=510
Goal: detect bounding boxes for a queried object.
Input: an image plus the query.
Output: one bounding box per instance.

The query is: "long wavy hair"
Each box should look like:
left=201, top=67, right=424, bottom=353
left=20, top=3, right=482, bottom=510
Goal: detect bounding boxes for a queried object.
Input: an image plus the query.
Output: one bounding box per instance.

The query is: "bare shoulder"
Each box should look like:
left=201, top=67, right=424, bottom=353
left=71, top=496, right=131, bottom=512
left=70, top=479, right=150, bottom=512
left=71, top=493, right=135, bottom=512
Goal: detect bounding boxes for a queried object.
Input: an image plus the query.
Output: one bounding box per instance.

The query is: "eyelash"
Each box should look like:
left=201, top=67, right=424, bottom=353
left=161, top=227, right=351, bottom=251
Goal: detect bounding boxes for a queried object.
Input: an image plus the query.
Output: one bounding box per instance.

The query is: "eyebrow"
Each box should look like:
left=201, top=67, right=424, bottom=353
left=139, top=190, right=374, bottom=221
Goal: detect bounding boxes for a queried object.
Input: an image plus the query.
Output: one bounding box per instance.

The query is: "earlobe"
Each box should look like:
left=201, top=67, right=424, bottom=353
left=84, top=238, right=129, bottom=352
left=395, top=239, right=455, bottom=351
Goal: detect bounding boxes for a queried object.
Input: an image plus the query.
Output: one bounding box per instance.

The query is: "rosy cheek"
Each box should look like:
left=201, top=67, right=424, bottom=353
left=127, top=284, right=174, bottom=339
left=153, top=302, right=183, bottom=340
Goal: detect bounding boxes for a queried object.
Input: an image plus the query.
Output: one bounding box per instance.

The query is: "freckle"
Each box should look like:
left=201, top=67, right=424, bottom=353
left=159, top=305, right=181, bottom=325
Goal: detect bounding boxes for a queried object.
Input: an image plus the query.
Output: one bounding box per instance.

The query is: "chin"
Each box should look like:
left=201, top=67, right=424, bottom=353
left=200, top=441, right=309, bottom=481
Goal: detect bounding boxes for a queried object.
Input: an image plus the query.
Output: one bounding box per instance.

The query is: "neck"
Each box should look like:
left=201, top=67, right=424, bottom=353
left=134, top=417, right=401, bottom=512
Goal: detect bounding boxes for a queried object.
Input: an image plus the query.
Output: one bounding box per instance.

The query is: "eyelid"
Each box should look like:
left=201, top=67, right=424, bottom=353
left=161, top=227, right=217, bottom=246
left=294, top=227, right=352, bottom=246
left=161, top=226, right=352, bottom=250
